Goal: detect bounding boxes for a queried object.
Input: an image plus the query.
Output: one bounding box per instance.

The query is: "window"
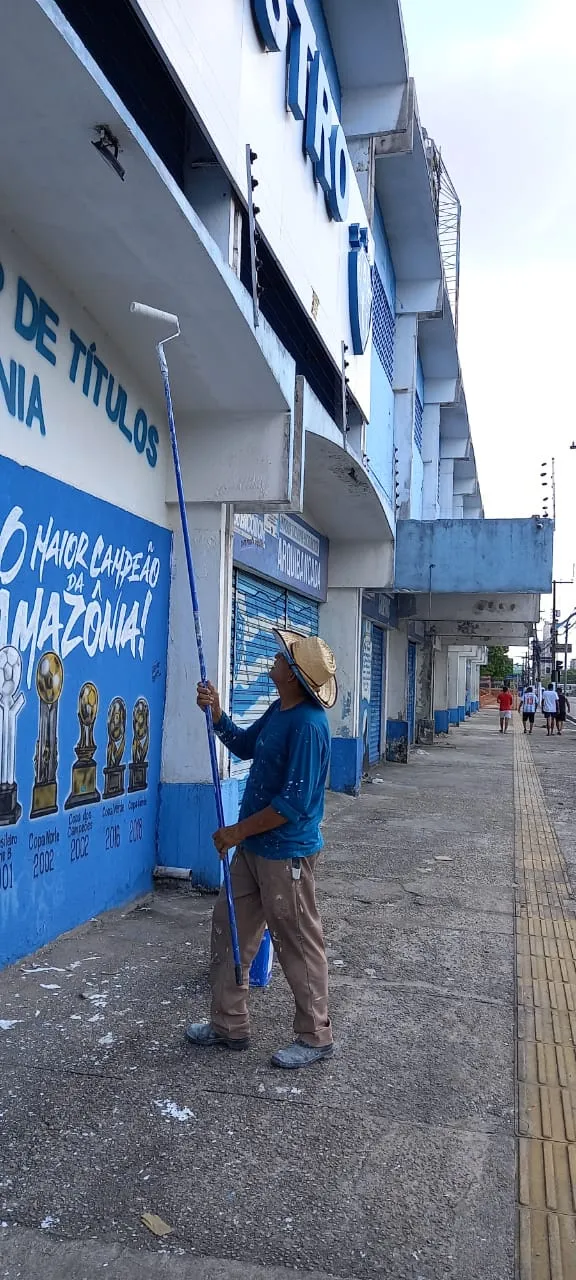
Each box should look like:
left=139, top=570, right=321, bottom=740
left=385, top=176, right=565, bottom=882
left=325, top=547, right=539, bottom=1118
left=414, top=394, right=423, bottom=454
left=372, top=267, right=395, bottom=383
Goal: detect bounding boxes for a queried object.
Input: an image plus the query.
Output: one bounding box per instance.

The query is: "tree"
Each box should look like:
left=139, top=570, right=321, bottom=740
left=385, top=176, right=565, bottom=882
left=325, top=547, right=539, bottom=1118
left=481, top=646, right=513, bottom=681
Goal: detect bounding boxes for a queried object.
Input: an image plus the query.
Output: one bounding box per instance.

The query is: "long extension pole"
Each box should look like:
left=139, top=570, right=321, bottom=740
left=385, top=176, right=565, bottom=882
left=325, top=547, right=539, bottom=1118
left=130, top=303, right=243, bottom=985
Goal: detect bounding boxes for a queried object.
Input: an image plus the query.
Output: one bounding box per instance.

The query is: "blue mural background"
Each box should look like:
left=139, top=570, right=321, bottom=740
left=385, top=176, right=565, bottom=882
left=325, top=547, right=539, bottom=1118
left=0, top=456, right=171, bottom=966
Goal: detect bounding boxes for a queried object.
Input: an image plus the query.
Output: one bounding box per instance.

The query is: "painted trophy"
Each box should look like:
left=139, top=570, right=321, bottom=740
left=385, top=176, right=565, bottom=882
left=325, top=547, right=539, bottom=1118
left=64, top=681, right=101, bottom=809
left=128, top=697, right=150, bottom=793
left=30, top=651, right=64, bottom=818
left=103, top=697, right=127, bottom=799
left=0, top=645, right=25, bottom=826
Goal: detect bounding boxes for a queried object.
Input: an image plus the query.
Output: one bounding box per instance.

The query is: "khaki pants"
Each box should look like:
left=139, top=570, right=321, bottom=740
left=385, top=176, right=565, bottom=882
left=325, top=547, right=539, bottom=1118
left=210, top=846, right=332, bottom=1047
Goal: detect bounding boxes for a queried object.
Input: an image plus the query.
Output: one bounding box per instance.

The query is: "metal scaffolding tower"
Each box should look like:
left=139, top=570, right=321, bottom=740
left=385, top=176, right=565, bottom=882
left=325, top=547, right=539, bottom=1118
left=423, top=131, right=462, bottom=339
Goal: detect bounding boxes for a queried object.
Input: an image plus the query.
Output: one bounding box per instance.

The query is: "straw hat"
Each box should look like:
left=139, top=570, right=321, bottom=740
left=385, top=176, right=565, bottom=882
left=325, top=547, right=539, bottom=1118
left=273, top=629, right=338, bottom=709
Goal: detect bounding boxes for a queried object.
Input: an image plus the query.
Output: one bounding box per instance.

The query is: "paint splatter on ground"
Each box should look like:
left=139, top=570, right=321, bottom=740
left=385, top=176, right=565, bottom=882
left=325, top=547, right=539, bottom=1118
left=153, top=1099, right=194, bottom=1122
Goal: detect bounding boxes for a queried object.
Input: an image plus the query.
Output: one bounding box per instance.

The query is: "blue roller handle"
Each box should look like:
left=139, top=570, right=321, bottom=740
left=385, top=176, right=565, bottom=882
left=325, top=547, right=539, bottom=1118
left=157, top=342, right=243, bottom=986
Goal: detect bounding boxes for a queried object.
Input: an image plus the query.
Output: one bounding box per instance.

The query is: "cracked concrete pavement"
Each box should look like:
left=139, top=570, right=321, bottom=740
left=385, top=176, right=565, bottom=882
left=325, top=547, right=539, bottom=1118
left=0, top=711, right=521, bottom=1279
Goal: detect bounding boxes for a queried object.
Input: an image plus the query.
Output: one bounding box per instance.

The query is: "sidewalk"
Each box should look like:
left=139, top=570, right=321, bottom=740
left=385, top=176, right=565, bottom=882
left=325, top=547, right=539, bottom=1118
left=1, top=709, right=572, bottom=1280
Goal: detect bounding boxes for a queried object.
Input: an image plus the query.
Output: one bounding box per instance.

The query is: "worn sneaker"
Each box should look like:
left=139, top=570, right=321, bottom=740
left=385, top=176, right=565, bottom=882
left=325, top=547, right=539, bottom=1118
left=271, top=1040, right=334, bottom=1069
left=185, top=1022, right=250, bottom=1051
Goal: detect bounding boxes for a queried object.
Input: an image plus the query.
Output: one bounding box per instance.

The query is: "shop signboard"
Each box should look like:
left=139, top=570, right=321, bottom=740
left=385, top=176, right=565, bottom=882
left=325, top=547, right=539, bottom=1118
left=233, top=512, right=328, bottom=603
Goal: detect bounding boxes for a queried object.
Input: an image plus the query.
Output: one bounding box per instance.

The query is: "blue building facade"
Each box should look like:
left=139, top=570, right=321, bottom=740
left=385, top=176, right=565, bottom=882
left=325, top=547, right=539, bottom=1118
left=0, top=0, right=552, bottom=961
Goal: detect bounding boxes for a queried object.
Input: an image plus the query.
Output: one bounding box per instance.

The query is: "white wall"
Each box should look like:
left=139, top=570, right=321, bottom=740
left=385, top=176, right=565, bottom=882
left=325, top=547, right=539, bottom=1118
left=447, top=650, right=459, bottom=709
left=0, top=226, right=168, bottom=527
left=434, top=646, right=448, bottom=712
left=386, top=626, right=407, bottom=719
left=392, top=313, right=417, bottom=519
left=131, top=0, right=372, bottom=418
left=438, top=459, right=454, bottom=520
left=457, top=654, right=467, bottom=706
left=410, top=448, right=424, bottom=519
left=162, top=503, right=232, bottom=783
left=422, top=403, right=440, bottom=520
left=320, top=587, right=361, bottom=740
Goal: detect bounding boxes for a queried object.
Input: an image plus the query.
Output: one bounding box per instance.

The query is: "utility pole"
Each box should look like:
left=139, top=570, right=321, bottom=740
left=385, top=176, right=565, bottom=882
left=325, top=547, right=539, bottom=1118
left=551, top=574, right=575, bottom=685
left=551, top=579, right=557, bottom=683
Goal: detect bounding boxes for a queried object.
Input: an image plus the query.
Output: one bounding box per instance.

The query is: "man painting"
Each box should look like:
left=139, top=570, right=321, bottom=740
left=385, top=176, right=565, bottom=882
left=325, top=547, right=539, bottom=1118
left=186, top=630, right=337, bottom=1070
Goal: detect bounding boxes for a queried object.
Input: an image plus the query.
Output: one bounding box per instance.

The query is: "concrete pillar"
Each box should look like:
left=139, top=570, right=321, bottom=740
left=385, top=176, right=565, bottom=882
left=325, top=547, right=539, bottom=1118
left=448, top=649, right=468, bottom=724
left=457, top=654, right=467, bottom=721
left=393, top=314, right=418, bottom=519
left=438, top=458, right=454, bottom=519
left=447, top=649, right=460, bottom=725
left=474, top=659, right=482, bottom=710
left=387, top=628, right=407, bottom=718
left=158, top=503, right=237, bottom=889
left=416, top=639, right=434, bottom=742
left=452, top=494, right=464, bottom=519
left=320, top=588, right=363, bottom=794
left=386, top=626, right=409, bottom=761
left=471, top=662, right=480, bottom=711
left=433, top=646, right=449, bottom=734
left=422, top=403, right=440, bottom=520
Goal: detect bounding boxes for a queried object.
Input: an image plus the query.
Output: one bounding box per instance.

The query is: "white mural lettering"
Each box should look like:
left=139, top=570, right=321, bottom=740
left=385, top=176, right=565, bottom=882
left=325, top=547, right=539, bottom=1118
left=0, top=506, right=160, bottom=687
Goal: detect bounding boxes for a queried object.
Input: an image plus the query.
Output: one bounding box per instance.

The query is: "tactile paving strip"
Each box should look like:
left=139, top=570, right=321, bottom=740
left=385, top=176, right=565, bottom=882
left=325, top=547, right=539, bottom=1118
left=515, top=729, right=576, bottom=1277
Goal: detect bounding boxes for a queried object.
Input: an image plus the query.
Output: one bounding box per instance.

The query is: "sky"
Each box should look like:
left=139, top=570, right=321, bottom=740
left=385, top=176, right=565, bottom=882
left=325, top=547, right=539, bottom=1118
left=401, top=0, right=576, bottom=632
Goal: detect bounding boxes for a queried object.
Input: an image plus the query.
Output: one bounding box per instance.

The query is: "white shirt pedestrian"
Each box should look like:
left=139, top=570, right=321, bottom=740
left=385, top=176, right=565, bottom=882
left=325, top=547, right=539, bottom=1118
left=542, top=689, right=558, bottom=714
left=542, top=687, right=559, bottom=736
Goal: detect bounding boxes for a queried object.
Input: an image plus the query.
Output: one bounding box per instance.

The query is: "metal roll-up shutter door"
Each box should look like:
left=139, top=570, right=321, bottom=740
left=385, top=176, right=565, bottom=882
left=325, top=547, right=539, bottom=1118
left=230, top=575, right=320, bottom=803
left=368, top=624, right=384, bottom=764
left=407, top=642, right=417, bottom=744
left=286, top=592, right=319, bottom=637
left=230, top=572, right=287, bottom=799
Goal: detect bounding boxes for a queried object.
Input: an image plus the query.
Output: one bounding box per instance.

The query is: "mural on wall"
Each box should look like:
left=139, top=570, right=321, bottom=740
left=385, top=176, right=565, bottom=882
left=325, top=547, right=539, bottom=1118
left=0, top=262, right=160, bottom=467
left=0, top=455, right=171, bottom=967
left=359, top=618, right=372, bottom=773
left=30, top=651, right=63, bottom=817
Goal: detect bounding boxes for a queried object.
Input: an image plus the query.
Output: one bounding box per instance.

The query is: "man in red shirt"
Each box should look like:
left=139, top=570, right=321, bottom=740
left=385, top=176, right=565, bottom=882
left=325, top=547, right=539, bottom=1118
left=497, top=683, right=513, bottom=733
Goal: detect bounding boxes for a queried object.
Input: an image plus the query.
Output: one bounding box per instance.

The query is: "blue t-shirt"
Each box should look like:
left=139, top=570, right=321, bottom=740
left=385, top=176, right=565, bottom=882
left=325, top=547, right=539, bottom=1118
left=214, top=700, right=331, bottom=859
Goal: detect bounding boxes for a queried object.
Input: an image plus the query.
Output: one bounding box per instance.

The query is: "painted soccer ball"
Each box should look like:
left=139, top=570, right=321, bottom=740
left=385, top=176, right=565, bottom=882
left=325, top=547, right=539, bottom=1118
left=0, top=645, right=23, bottom=699
left=133, top=697, right=149, bottom=741
left=36, top=651, right=64, bottom=705
left=79, top=681, right=99, bottom=725
left=108, top=696, right=126, bottom=741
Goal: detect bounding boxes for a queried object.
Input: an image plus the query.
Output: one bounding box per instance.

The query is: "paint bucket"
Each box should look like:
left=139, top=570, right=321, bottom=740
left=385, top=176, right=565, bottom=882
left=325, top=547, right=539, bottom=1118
left=249, top=928, right=274, bottom=987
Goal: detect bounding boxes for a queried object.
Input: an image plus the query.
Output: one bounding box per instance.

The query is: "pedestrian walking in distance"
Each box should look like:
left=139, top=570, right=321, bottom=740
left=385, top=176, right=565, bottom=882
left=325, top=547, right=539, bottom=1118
left=186, top=630, right=337, bottom=1069
left=497, top=682, right=513, bottom=733
left=542, top=683, right=559, bottom=736
left=519, top=685, right=537, bottom=734
left=555, top=688, right=570, bottom=735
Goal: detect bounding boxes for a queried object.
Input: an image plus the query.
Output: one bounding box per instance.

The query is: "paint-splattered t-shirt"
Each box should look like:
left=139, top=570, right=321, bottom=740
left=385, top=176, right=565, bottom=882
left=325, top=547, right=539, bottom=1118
left=214, top=700, right=331, bottom=859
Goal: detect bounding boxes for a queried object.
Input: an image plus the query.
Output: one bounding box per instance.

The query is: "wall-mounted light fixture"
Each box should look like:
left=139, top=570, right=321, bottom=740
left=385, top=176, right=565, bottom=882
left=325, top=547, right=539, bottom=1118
left=91, top=125, right=125, bottom=181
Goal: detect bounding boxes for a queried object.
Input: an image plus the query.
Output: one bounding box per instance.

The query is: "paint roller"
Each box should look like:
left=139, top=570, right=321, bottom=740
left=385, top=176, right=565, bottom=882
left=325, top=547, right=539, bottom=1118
left=130, top=301, right=242, bottom=986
